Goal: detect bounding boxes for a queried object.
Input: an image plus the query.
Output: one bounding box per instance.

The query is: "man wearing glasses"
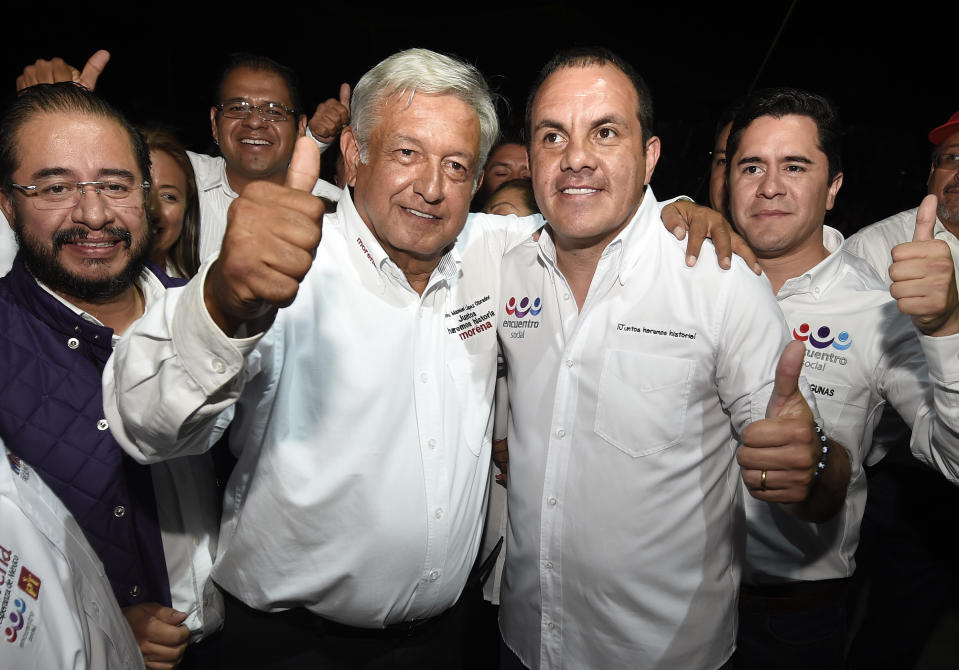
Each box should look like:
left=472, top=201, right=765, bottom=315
left=195, top=52, right=344, bottom=262
left=0, top=83, right=224, bottom=668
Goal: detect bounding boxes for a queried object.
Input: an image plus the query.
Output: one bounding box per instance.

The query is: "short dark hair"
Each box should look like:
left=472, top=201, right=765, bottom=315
left=485, top=178, right=539, bottom=215
left=726, top=87, right=843, bottom=182
left=215, top=52, right=303, bottom=115
left=0, top=82, right=151, bottom=197
left=525, top=47, right=655, bottom=145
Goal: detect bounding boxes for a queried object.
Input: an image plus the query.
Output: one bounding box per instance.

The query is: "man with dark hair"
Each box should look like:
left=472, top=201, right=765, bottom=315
left=10, top=50, right=350, bottom=269
left=725, top=88, right=959, bottom=669
left=708, top=99, right=744, bottom=219
left=476, top=134, right=530, bottom=204
left=0, top=82, right=223, bottom=669
left=498, top=50, right=829, bottom=670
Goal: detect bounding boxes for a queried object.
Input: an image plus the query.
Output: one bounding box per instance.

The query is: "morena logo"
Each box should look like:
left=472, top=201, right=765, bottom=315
left=505, top=297, right=542, bottom=318
left=793, top=323, right=852, bottom=350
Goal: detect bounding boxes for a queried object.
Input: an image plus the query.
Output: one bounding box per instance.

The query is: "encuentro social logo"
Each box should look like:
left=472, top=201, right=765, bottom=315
left=505, top=297, right=542, bottom=318
left=793, top=323, right=852, bottom=350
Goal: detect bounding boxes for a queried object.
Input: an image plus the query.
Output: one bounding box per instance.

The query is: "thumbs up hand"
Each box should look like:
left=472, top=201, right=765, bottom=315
left=309, top=83, right=352, bottom=144
left=890, top=194, right=959, bottom=336
left=16, top=50, right=110, bottom=91
left=205, top=137, right=325, bottom=335
left=739, top=341, right=819, bottom=503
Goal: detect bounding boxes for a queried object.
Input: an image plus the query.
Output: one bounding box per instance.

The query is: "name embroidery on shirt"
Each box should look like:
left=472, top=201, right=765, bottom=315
left=355, top=237, right=376, bottom=268
left=616, top=323, right=698, bottom=340
left=0, top=545, right=43, bottom=648
left=446, top=294, right=495, bottom=341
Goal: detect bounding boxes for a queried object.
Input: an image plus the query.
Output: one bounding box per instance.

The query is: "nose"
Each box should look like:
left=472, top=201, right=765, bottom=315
left=243, top=108, right=267, bottom=129
left=414, top=159, right=444, bottom=204
left=560, top=135, right=595, bottom=173
left=758, top=169, right=785, bottom=199
left=71, top=186, right=116, bottom=229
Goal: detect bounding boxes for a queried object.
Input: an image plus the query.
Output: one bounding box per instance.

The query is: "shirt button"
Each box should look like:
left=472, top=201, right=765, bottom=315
left=129, top=584, right=140, bottom=598
left=211, top=357, right=226, bottom=374
left=420, top=372, right=429, bottom=383
left=97, top=419, right=109, bottom=431
left=428, top=569, right=440, bottom=582
left=547, top=497, right=558, bottom=507
left=90, top=602, right=100, bottom=617
left=555, top=429, right=566, bottom=439
left=67, top=337, right=80, bottom=349
left=563, top=293, right=570, bottom=300
left=546, top=621, right=556, bottom=631
left=434, top=508, right=444, bottom=519
left=545, top=561, right=554, bottom=570
left=428, top=439, right=436, bottom=450
left=565, top=359, right=574, bottom=368
left=113, top=505, right=126, bottom=517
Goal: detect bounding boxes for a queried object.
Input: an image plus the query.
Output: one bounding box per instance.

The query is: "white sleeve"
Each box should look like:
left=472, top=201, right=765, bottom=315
left=879, top=318, right=959, bottom=481
left=305, top=125, right=331, bottom=154
left=103, top=261, right=262, bottom=464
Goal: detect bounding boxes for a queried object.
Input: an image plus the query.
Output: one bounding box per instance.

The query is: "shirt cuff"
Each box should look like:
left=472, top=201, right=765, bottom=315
left=918, top=331, right=959, bottom=383
left=171, top=259, right=263, bottom=396
left=305, top=125, right=331, bottom=153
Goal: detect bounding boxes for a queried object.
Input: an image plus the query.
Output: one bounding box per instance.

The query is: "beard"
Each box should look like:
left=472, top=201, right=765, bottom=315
left=12, top=210, right=153, bottom=303
left=938, top=186, right=959, bottom=227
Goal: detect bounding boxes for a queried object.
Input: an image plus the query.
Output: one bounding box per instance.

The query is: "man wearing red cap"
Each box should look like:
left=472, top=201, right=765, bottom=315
left=844, top=110, right=959, bottom=669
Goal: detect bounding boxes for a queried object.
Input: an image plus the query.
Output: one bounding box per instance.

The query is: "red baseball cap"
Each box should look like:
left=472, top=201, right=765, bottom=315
left=929, top=110, right=959, bottom=145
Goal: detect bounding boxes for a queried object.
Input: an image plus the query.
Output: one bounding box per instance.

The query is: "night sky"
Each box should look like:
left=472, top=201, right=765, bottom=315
left=4, top=3, right=955, bottom=231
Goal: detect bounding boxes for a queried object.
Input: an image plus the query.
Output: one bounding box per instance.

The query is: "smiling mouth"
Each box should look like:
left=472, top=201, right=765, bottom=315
left=561, top=187, right=599, bottom=195
left=240, top=138, right=271, bottom=146
left=404, top=207, right=439, bottom=220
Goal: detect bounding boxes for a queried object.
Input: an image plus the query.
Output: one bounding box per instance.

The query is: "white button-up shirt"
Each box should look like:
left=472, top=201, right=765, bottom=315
left=0, top=440, right=145, bottom=669
left=744, top=227, right=959, bottom=585
left=188, top=151, right=341, bottom=264
left=104, top=188, right=537, bottom=627
left=497, top=188, right=796, bottom=670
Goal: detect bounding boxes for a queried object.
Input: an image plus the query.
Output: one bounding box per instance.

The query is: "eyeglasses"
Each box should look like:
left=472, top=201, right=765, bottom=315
left=934, top=152, right=959, bottom=172
left=10, top=179, right=150, bottom=210
left=216, top=100, right=296, bottom=122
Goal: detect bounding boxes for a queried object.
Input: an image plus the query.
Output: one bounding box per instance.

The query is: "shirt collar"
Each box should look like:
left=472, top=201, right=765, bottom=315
left=337, top=187, right=462, bottom=293
left=35, top=267, right=166, bottom=342
left=776, top=225, right=846, bottom=300
left=536, top=186, right=660, bottom=287
left=196, top=156, right=237, bottom=198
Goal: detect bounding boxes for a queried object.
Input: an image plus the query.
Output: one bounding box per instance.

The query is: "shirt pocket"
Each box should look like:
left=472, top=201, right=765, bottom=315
left=594, top=350, right=696, bottom=457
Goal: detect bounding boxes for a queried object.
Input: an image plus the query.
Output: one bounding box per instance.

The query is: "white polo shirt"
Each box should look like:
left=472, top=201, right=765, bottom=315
left=743, top=227, right=959, bottom=585
left=846, top=207, right=959, bottom=282
left=0, top=442, right=145, bottom=670
left=104, top=188, right=538, bottom=627
left=497, top=188, right=795, bottom=670
left=188, top=151, right=341, bottom=264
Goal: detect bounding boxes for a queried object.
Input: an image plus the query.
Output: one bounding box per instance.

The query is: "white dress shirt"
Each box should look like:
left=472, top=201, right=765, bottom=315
left=743, top=227, right=959, bottom=585
left=40, top=269, right=224, bottom=640
left=497, top=188, right=798, bottom=670
left=187, top=151, right=341, bottom=263
left=104, top=188, right=538, bottom=627
left=845, top=207, right=959, bottom=282
left=0, top=213, right=14, bottom=278
left=0, top=440, right=145, bottom=670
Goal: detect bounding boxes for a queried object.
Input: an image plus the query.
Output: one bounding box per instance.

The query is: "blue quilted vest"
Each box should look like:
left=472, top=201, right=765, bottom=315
left=0, top=256, right=183, bottom=608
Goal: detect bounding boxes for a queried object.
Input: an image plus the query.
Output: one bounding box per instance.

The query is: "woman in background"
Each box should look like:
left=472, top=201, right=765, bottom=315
left=143, top=129, right=201, bottom=278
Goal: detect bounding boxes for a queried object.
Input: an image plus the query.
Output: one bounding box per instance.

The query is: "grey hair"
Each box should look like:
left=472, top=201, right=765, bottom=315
left=350, top=48, right=499, bottom=186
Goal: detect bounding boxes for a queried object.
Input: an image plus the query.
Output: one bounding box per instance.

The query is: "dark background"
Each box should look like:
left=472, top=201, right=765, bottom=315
left=4, top=3, right=955, bottom=232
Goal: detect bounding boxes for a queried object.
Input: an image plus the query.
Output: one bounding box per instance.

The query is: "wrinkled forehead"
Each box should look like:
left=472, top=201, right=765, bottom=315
left=14, top=111, right=140, bottom=179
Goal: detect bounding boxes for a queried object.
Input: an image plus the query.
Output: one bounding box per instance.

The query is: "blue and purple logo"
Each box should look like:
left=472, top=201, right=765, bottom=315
left=793, top=323, right=852, bottom=350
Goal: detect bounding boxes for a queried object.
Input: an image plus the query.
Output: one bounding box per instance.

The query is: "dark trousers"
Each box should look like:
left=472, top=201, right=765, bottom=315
left=220, top=591, right=468, bottom=670
left=732, top=580, right=848, bottom=670
left=847, top=462, right=959, bottom=669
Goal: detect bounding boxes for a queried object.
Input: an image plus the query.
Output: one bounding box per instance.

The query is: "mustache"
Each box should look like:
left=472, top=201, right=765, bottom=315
left=52, top=226, right=132, bottom=250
